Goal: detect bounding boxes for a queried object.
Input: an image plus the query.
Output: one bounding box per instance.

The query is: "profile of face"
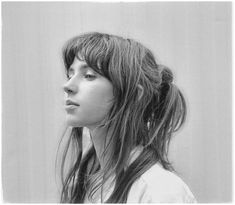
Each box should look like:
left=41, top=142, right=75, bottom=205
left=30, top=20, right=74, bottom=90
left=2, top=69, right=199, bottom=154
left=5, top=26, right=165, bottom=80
left=63, top=57, right=114, bottom=129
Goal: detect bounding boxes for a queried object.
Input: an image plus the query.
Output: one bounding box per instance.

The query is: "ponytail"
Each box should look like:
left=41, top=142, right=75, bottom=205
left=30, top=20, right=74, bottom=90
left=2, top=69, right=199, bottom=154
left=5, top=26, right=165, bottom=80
left=159, top=65, right=186, bottom=132
left=145, top=65, right=187, bottom=170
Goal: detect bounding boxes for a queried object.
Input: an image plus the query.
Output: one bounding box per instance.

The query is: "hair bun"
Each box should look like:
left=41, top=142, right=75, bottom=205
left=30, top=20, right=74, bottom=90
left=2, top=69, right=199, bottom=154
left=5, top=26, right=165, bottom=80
left=160, top=65, right=173, bottom=84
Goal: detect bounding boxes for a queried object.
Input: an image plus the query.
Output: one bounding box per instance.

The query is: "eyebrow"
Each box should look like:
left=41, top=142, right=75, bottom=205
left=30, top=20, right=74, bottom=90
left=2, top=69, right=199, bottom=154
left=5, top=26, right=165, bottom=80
left=69, top=64, right=90, bottom=72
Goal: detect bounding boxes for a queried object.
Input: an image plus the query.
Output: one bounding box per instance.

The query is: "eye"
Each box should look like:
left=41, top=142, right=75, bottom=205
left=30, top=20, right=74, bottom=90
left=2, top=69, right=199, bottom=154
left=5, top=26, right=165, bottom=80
left=84, top=74, right=96, bottom=80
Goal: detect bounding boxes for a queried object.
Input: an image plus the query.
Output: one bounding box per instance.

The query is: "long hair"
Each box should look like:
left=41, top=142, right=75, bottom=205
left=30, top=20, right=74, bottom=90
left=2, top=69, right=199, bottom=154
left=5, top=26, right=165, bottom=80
left=58, top=32, right=187, bottom=203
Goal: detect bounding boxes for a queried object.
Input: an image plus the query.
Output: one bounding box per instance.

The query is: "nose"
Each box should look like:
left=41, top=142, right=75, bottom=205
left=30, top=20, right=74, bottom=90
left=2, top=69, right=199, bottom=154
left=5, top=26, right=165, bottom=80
left=63, top=80, right=78, bottom=94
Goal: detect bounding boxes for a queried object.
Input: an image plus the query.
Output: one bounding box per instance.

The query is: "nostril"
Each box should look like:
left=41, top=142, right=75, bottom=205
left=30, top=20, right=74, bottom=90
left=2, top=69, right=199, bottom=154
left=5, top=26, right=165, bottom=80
left=63, top=84, right=77, bottom=94
left=63, top=85, right=70, bottom=93
left=63, top=82, right=77, bottom=94
left=64, top=87, right=72, bottom=93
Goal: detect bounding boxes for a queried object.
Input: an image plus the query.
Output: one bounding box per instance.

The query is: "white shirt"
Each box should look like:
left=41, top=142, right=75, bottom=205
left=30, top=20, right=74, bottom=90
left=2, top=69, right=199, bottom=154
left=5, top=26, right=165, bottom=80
left=126, top=163, right=197, bottom=203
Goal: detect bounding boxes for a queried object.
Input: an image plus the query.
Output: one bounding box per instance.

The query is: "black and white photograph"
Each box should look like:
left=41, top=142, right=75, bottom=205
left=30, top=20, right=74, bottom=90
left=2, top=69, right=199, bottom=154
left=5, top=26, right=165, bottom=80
left=1, top=1, right=232, bottom=203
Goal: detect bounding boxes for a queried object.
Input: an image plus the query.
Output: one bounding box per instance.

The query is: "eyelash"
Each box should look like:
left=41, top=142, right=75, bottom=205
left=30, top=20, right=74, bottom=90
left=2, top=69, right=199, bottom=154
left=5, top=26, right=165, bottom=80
left=84, top=74, right=96, bottom=79
left=67, top=73, right=96, bottom=80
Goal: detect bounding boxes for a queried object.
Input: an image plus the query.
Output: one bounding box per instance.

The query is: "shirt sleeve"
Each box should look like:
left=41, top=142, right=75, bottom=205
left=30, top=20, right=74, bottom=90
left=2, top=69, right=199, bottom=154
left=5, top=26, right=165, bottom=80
left=126, top=165, right=197, bottom=203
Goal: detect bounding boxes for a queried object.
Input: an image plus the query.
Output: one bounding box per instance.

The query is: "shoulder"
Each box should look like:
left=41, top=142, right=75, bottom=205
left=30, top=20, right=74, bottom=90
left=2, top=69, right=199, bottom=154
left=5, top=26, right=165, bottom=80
left=127, top=163, right=197, bottom=203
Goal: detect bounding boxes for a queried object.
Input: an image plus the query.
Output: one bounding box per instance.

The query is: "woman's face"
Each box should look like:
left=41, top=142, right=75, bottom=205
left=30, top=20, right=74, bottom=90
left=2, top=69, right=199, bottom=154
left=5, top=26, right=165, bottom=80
left=63, top=57, right=114, bottom=129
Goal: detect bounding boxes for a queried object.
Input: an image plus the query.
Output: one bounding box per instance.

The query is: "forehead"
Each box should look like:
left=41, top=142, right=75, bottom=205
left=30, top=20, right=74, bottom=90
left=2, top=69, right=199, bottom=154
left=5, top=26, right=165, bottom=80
left=69, top=58, right=89, bottom=71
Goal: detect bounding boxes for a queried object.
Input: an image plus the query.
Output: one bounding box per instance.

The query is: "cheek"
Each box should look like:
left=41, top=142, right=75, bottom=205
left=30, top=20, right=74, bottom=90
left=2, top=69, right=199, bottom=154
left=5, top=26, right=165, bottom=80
left=84, top=83, right=114, bottom=115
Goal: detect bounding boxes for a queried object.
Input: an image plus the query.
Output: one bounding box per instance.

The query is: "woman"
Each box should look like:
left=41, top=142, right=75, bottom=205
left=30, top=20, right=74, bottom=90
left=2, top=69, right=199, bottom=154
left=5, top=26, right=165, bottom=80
left=59, top=32, right=196, bottom=203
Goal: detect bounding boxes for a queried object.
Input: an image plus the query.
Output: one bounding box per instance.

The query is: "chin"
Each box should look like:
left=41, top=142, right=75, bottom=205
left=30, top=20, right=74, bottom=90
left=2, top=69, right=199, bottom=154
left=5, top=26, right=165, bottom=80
left=65, top=116, right=84, bottom=127
left=65, top=113, right=107, bottom=129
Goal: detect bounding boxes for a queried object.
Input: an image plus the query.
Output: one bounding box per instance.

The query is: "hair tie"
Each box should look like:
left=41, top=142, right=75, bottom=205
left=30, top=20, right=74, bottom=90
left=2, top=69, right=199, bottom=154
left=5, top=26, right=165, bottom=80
left=159, top=65, right=173, bottom=84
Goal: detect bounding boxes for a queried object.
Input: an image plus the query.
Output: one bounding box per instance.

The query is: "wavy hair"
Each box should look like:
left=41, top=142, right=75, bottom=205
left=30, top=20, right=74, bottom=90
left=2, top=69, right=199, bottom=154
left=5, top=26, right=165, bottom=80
left=58, top=32, right=187, bottom=203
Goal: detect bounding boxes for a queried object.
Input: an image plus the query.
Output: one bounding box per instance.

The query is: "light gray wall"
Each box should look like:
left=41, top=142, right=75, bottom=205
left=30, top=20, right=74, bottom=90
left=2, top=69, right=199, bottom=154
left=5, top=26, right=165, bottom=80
left=2, top=2, right=232, bottom=203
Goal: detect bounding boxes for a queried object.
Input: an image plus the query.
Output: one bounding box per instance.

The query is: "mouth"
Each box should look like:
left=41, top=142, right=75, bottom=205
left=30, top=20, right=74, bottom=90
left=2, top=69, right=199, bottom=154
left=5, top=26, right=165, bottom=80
left=65, top=99, right=80, bottom=111
left=65, top=99, right=80, bottom=106
left=65, top=104, right=79, bottom=111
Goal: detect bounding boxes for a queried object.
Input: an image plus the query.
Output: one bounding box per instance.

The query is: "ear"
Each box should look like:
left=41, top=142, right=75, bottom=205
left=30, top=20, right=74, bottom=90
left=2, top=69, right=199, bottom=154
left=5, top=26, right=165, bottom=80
left=137, top=84, right=144, bottom=101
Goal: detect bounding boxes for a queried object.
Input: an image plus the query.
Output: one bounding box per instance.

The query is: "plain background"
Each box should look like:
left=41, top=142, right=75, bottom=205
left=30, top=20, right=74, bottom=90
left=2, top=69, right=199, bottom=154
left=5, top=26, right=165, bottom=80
left=2, top=2, right=232, bottom=203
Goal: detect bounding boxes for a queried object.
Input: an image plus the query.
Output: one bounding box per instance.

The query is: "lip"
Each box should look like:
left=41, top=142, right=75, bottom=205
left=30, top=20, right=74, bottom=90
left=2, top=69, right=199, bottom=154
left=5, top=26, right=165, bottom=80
left=65, top=99, right=80, bottom=106
left=65, top=104, right=79, bottom=111
left=65, top=99, right=80, bottom=111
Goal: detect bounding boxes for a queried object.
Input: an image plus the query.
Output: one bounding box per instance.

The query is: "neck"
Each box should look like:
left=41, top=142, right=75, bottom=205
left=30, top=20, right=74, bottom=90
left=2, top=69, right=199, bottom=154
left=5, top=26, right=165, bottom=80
left=87, top=124, right=143, bottom=171
left=87, top=124, right=114, bottom=170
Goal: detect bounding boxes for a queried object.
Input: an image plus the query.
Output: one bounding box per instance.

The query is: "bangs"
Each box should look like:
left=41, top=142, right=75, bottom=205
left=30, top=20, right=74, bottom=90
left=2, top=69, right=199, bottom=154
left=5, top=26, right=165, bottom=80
left=62, top=32, right=112, bottom=79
